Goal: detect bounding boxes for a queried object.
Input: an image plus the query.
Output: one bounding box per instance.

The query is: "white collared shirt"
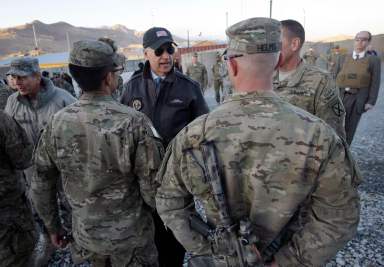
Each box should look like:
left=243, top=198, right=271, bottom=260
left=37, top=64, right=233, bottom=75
left=352, top=50, right=365, bottom=60
left=151, top=70, right=165, bottom=81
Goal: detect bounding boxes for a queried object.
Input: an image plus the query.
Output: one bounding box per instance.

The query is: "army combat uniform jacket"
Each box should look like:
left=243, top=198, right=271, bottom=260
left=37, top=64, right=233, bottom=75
left=31, top=94, right=163, bottom=264
left=121, top=62, right=209, bottom=146
left=0, top=111, right=35, bottom=267
left=274, top=61, right=346, bottom=139
left=156, top=91, right=360, bottom=267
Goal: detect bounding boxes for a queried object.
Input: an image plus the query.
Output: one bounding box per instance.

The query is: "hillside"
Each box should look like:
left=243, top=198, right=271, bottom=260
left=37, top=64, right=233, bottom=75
left=0, top=20, right=182, bottom=58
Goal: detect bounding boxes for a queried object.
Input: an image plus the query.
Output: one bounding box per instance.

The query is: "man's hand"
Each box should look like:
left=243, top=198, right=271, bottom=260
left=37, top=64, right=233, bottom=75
left=364, top=103, right=374, bottom=111
left=49, top=229, right=69, bottom=248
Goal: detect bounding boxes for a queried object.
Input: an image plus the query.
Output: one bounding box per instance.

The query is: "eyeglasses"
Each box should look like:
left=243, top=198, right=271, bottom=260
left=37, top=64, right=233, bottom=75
left=223, top=54, right=243, bottom=61
left=154, top=46, right=175, bottom=57
left=113, top=67, right=124, bottom=75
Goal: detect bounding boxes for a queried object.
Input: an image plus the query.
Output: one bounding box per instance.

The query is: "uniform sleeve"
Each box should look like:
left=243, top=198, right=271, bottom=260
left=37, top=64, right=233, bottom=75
left=314, top=74, right=346, bottom=139
left=133, top=116, right=164, bottom=208
left=274, top=134, right=360, bottom=266
left=2, top=113, right=33, bottom=170
left=156, top=138, right=211, bottom=255
left=366, top=56, right=381, bottom=106
left=30, top=120, right=61, bottom=234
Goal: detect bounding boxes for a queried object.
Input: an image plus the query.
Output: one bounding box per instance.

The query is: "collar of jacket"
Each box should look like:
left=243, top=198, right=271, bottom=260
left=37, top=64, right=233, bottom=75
left=80, top=92, right=114, bottom=101
left=16, top=77, right=56, bottom=109
left=227, top=90, right=278, bottom=102
left=142, top=60, right=176, bottom=84
left=278, top=60, right=308, bottom=88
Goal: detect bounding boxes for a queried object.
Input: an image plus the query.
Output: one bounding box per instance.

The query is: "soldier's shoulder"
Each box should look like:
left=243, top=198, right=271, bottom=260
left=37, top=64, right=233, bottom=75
left=53, top=86, right=77, bottom=102
left=300, top=64, right=333, bottom=87
left=174, top=114, right=209, bottom=148
left=303, top=63, right=331, bottom=78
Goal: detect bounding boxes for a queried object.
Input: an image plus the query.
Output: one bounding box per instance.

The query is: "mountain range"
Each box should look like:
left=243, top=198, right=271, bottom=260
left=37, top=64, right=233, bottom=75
left=0, top=20, right=184, bottom=58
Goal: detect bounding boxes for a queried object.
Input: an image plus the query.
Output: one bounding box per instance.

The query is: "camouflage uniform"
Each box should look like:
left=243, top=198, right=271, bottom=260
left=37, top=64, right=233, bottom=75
left=211, top=57, right=224, bottom=103
left=274, top=61, right=347, bottom=139
left=303, top=49, right=318, bottom=65
left=156, top=18, right=360, bottom=267
left=0, top=83, right=13, bottom=110
left=186, top=57, right=208, bottom=92
left=30, top=40, right=163, bottom=266
left=0, top=111, right=36, bottom=267
left=327, top=51, right=344, bottom=79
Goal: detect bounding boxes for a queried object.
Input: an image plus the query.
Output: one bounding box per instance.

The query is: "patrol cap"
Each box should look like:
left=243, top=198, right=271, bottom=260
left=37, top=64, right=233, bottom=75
left=69, top=40, right=120, bottom=68
left=7, top=57, right=40, bottom=76
left=143, top=27, right=177, bottom=49
left=226, top=17, right=281, bottom=54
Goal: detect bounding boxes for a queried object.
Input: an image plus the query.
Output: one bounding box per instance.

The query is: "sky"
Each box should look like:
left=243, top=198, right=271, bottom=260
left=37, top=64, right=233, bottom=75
left=1, top=0, right=383, bottom=41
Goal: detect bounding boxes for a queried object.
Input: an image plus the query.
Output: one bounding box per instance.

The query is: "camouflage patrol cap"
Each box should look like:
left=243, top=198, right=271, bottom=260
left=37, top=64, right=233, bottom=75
left=69, top=40, right=120, bottom=68
left=7, top=57, right=40, bottom=76
left=226, top=17, right=281, bottom=54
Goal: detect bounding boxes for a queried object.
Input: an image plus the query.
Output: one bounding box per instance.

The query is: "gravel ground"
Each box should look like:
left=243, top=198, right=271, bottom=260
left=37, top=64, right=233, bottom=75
left=47, top=65, right=384, bottom=267
left=325, top=64, right=384, bottom=267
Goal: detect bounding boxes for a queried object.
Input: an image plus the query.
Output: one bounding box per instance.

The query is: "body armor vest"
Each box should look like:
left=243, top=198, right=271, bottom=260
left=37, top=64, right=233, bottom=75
left=337, top=56, right=370, bottom=88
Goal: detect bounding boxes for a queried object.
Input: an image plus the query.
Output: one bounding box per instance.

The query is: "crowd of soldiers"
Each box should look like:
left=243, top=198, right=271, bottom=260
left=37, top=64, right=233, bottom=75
left=0, top=15, right=381, bottom=267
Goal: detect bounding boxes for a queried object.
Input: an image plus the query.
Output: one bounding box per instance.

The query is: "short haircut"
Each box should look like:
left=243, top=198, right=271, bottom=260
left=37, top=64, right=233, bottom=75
left=281, top=19, right=305, bottom=48
left=357, top=31, right=372, bottom=41
left=69, top=64, right=110, bottom=92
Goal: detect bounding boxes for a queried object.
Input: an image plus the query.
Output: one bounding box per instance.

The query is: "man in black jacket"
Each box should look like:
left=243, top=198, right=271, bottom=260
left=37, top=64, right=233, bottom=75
left=121, top=27, right=209, bottom=146
left=121, top=26, right=209, bottom=267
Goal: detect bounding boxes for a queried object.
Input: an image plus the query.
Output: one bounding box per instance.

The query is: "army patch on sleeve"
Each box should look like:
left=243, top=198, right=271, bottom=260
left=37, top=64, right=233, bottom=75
left=332, top=101, right=344, bottom=117
left=132, top=98, right=143, bottom=111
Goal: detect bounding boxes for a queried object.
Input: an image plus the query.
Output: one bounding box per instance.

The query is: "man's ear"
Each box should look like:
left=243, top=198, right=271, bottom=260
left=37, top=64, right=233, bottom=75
left=291, top=37, right=301, bottom=52
left=143, top=49, right=149, bottom=60
left=228, top=58, right=238, bottom=77
left=104, top=72, right=114, bottom=87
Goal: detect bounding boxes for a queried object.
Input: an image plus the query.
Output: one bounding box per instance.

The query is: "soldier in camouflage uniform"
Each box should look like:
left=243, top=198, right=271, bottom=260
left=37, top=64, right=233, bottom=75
left=186, top=52, right=208, bottom=93
left=5, top=57, right=76, bottom=266
left=156, top=17, right=360, bottom=267
left=274, top=20, right=346, bottom=139
left=327, top=45, right=344, bottom=79
left=0, top=111, right=36, bottom=267
left=211, top=53, right=224, bottom=103
left=31, top=40, right=163, bottom=267
left=302, top=47, right=318, bottom=66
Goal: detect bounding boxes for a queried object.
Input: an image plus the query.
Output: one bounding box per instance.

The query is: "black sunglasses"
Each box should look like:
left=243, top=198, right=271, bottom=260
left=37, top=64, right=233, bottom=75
left=155, top=45, right=175, bottom=57
left=222, top=49, right=243, bottom=61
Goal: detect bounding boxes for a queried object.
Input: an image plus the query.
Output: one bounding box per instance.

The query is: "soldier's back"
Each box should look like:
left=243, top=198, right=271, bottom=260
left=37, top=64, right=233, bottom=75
left=44, top=94, right=158, bottom=255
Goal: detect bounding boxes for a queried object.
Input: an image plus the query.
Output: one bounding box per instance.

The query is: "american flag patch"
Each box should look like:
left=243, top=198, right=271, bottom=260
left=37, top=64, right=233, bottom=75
left=156, top=30, right=168, bottom=37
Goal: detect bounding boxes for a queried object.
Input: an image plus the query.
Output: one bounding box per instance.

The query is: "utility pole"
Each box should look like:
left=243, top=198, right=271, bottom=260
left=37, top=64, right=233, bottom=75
left=187, top=30, right=190, bottom=48
left=32, top=23, right=38, bottom=50
left=66, top=32, right=71, bottom=52
left=269, top=0, right=273, bottom=18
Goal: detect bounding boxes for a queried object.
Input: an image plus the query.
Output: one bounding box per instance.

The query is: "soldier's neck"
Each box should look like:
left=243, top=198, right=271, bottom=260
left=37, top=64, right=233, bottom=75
left=280, top=55, right=301, bottom=72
